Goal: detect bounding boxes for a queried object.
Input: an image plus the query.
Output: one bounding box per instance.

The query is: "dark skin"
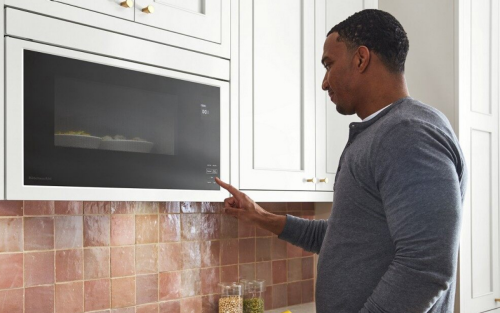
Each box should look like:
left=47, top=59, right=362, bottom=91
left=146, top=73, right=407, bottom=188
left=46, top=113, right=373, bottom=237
left=216, top=32, right=410, bottom=234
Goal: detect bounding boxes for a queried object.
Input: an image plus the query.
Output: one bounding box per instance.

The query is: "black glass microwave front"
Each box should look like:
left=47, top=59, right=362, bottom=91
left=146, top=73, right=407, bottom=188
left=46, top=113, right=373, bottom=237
left=24, top=50, right=221, bottom=190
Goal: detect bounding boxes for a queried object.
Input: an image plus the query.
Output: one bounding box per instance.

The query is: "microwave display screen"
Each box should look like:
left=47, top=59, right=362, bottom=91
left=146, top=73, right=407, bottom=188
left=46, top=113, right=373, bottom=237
left=23, top=50, right=221, bottom=190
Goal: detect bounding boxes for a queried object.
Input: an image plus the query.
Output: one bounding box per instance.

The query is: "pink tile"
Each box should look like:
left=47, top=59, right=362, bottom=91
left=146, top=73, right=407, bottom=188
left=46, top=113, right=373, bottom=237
left=111, top=215, right=135, bottom=246
left=220, top=239, right=238, bottom=266
left=159, top=300, right=180, bottom=313
left=84, top=279, right=110, bottom=311
left=181, top=241, right=201, bottom=270
left=84, top=247, right=110, bottom=279
left=56, top=249, right=83, bottom=282
left=55, top=201, right=83, bottom=215
left=0, top=253, right=23, bottom=289
left=256, top=261, right=272, bottom=287
left=162, top=202, right=180, bottom=214
left=302, top=203, right=314, bottom=211
left=287, top=258, right=302, bottom=282
left=136, top=244, right=158, bottom=274
left=55, top=281, right=83, bottom=313
left=24, top=201, right=54, bottom=215
left=181, top=214, right=201, bottom=241
left=201, top=240, right=220, bottom=268
left=272, top=260, right=287, bottom=284
left=263, top=286, right=273, bottom=310
left=287, top=203, right=301, bottom=211
left=271, top=237, right=287, bottom=260
left=159, top=271, right=181, bottom=301
left=302, top=279, right=314, bottom=303
left=25, top=285, right=54, bottom=313
left=134, top=202, right=161, bottom=214
left=256, top=238, right=271, bottom=262
left=158, top=243, right=182, bottom=272
left=111, top=246, right=135, bottom=277
left=136, top=274, right=158, bottom=305
left=137, top=303, right=158, bottom=313
left=287, top=282, right=302, bottom=306
left=159, top=214, right=180, bottom=242
left=136, top=215, right=159, bottom=244
left=180, top=297, right=202, bottom=313
left=180, top=202, right=201, bottom=213
left=83, top=201, right=111, bottom=214
left=180, top=269, right=201, bottom=298
left=200, top=267, right=219, bottom=295
left=256, top=227, right=272, bottom=237
left=287, top=242, right=302, bottom=258
left=272, top=283, right=287, bottom=309
left=111, top=277, right=135, bottom=308
left=201, top=214, right=220, bottom=240
left=0, top=201, right=23, bottom=216
left=220, top=265, right=238, bottom=284
left=239, top=263, right=255, bottom=281
left=55, top=216, right=83, bottom=249
left=201, top=294, right=220, bottom=313
left=262, top=202, right=286, bottom=213
left=302, top=257, right=314, bottom=280
left=84, top=215, right=110, bottom=247
left=201, top=202, right=222, bottom=214
left=0, top=218, right=23, bottom=252
left=25, top=251, right=54, bottom=287
left=111, top=308, right=135, bottom=313
left=110, top=202, right=135, bottom=214
left=0, top=288, right=23, bottom=313
left=238, top=220, right=255, bottom=238
left=24, top=217, right=54, bottom=251
left=238, top=238, right=255, bottom=264
left=220, top=215, right=238, bottom=239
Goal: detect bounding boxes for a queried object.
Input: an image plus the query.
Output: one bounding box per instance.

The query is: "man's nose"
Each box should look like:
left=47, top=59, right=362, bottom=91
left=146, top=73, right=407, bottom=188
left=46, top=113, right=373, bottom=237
left=322, top=74, right=329, bottom=91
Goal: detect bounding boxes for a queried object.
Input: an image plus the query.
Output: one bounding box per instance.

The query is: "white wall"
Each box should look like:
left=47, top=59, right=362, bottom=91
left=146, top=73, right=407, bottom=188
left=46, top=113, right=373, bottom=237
left=379, top=0, right=457, bottom=131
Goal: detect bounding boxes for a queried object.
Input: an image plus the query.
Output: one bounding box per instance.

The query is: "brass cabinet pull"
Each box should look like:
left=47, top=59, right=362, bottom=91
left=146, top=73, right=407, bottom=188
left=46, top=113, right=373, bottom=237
left=142, top=5, right=155, bottom=13
left=319, top=178, right=329, bottom=183
left=495, top=298, right=500, bottom=302
left=306, top=178, right=317, bottom=183
left=120, top=0, right=133, bottom=8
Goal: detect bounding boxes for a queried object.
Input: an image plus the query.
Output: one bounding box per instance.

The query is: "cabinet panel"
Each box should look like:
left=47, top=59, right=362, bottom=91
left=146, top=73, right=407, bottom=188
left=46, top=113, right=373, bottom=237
left=314, top=0, right=377, bottom=191
left=134, top=0, right=223, bottom=43
left=239, top=0, right=315, bottom=190
left=53, top=0, right=134, bottom=20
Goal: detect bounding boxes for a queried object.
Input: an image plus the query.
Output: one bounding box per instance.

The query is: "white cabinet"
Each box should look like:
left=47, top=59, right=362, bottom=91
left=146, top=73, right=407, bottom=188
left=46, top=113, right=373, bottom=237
left=314, top=0, right=378, bottom=191
left=134, top=0, right=225, bottom=44
left=53, top=0, right=134, bottom=20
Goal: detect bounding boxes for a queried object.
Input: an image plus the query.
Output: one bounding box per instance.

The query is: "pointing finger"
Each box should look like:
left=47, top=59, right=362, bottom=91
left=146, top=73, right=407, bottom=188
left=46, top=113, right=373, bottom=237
left=215, top=177, right=243, bottom=200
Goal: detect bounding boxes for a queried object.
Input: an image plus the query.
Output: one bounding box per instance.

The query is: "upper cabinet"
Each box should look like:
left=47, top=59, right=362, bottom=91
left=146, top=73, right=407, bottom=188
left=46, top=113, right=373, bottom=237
left=315, top=0, right=378, bottom=191
left=134, top=0, right=223, bottom=43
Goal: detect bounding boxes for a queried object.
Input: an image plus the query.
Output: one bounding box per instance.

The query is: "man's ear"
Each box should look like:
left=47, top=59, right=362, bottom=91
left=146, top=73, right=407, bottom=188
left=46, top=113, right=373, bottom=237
left=355, top=46, right=370, bottom=73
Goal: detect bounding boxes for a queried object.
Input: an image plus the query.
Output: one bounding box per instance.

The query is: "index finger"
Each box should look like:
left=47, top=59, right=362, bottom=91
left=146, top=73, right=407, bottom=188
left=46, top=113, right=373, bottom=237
left=215, top=177, right=243, bottom=199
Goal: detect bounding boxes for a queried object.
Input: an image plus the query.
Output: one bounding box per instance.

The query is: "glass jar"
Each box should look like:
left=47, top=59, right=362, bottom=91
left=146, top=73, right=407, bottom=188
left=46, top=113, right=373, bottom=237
left=219, top=283, right=243, bottom=313
left=242, top=280, right=265, bottom=313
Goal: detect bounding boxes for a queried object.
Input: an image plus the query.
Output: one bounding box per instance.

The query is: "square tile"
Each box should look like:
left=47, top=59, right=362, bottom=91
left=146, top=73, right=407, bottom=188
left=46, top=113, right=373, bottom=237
left=55, top=281, right=83, bottom=313
left=111, top=215, right=135, bottom=246
left=220, top=265, right=238, bottom=284
left=25, top=251, right=54, bottom=287
left=111, top=246, right=135, bottom=277
left=84, top=279, right=110, bottom=311
left=84, top=247, right=110, bottom=279
left=137, top=303, right=158, bottom=313
left=159, top=271, right=181, bottom=301
left=136, top=215, right=159, bottom=244
left=25, top=285, right=54, bottom=313
left=256, top=261, right=272, bottom=287
left=135, top=202, right=161, bottom=214
left=111, top=277, right=135, bottom=308
left=24, top=201, right=54, bottom=215
left=287, top=281, right=302, bottom=306
left=0, top=288, right=23, bottom=313
left=0, top=218, right=23, bottom=252
left=238, top=238, right=255, bottom=263
left=201, top=214, right=220, bottom=240
left=159, top=214, right=180, bottom=242
left=136, top=274, right=158, bottom=305
left=201, top=202, right=222, bottom=214
left=181, top=241, right=201, bottom=270
left=238, top=220, right=255, bottom=238
left=136, top=244, right=158, bottom=274
left=287, top=258, right=302, bottom=282
left=159, top=300, right=180, bottom=313
left=24, top=217, right=54, bottom=251
left=256, top=238, right=271, bottom=262
left=201, top=240, right=220, bottom=268
left=180, top=202, right=201, bottom=213
left=158, top=243, right=182, bottom=272
left=201, top=294, right=220, bottom=313
left=180, top=297, right=202, bottom=313
left=220, top=215, right=238, bottom=239
left=55, top=216, right=83, bottom=249
left=200, top=267, right=219, bottom=295
left=84, top=215, right=110, bottom=247
left=83, top=202, right=111, bottom=214
left=56, top=249, right=83, bottom=282
left=0, top=253, right=23, bottom=289
left=287, top=242, right=302, bottom=258
left=55, top=201, right=83, bottom=215
left=220, top=239, right=238, bottom=266
left=302, top=257, right=314, bottom=280
left=271, top=237, right=287, bottom=260
left=162, top=202, right=180, bottom=214
left=301, top=279, right=314, bottom=303
left=272, top=283, right=287, bottom=309
left=0, top=201, right=23, bottom=216
left=239, top=263, right=255, bottom=281
left=272, top=260, right=287, bottom=284
left=180, top=269, right=201, bottom=298
left=181, top=214, right=201, bottom=241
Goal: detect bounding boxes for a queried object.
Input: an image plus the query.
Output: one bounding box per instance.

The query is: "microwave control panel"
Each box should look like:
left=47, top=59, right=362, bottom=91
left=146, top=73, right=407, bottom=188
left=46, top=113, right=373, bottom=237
left=206, top=164, right=219, bottom=185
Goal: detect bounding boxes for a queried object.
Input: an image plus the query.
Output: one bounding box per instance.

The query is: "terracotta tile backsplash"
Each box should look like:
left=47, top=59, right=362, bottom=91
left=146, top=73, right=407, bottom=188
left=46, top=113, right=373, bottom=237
left=0, top=201, right=315, bottom=312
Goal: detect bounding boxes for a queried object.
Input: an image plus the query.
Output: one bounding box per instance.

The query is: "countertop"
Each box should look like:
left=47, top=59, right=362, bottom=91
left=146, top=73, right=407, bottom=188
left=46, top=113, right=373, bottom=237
left=264, top=302, right=316, bottom=313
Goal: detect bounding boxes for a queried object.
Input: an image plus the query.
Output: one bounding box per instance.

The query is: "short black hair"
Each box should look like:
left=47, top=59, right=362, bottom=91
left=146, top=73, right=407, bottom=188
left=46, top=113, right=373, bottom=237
left=328, top=9, right=409, bottom=73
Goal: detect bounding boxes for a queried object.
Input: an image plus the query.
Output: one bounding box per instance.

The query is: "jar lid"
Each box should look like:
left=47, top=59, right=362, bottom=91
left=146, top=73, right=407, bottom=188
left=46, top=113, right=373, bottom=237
left=219, top=282, right=243, bottom=295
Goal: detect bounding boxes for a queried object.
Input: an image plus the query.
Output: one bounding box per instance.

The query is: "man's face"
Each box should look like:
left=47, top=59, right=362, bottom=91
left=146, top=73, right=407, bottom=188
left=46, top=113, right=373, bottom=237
left=321, top=33, right=357, bottom=115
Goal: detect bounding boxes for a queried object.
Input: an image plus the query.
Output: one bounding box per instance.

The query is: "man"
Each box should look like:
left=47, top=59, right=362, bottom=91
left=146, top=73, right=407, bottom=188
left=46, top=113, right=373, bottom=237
left=216, top=9, right=467, bottom=313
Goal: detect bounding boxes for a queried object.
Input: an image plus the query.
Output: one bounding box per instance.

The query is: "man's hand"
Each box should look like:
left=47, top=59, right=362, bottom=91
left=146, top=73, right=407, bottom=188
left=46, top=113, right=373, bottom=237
left=215, top=177, right=286, bottom=235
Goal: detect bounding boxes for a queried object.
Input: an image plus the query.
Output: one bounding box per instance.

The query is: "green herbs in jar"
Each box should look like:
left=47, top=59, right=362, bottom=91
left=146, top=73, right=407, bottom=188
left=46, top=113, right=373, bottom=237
left=243, top=297, right=264, bottom=313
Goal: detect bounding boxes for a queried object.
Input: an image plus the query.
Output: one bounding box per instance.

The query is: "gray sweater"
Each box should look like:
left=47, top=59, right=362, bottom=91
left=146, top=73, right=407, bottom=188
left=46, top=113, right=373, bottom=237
left=279, top=97, right=467, bottom=313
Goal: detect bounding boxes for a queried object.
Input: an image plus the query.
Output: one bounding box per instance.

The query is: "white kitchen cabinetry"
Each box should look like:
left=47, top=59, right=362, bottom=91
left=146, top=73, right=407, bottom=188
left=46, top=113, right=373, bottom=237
left=315, top=0, right=378, bottom=191
left=379, top=0, right=500, bottom=312
left=52, top=0, right=134, bottom=20
left=134, top=0, right=225, bottom=44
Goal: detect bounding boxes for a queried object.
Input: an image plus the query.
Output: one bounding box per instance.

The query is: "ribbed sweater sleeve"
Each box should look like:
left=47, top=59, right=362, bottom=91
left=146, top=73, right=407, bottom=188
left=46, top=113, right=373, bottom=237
left=278, top=214, right=328, bottom=254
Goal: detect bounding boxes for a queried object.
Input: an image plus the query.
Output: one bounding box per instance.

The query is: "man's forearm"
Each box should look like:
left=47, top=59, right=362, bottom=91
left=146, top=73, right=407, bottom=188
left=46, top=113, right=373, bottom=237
left=254, top=209, right=287, bottom=235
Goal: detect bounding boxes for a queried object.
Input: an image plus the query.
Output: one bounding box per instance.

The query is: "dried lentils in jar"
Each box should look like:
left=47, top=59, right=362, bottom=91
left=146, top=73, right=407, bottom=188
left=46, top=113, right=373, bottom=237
left=241, top=279, right=266, bottom=313
left=219, top=283, right=243, bottom=313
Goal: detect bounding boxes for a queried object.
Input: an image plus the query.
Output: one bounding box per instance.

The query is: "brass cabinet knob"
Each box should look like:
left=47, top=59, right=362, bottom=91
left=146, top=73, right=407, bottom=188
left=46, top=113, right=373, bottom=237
left=496, top=298, right=500, bottom=302
left=142, top=5, right=155, bottom=13
left=120, top=0, right=133, bottom=8
left=306, top=178, right=317, bottom=183
left=319, top=178, right=329, bottom=183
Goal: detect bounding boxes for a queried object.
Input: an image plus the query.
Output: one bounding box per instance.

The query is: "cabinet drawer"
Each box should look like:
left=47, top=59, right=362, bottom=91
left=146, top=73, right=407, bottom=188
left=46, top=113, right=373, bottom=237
left=53, top=0, right=134, bottom=20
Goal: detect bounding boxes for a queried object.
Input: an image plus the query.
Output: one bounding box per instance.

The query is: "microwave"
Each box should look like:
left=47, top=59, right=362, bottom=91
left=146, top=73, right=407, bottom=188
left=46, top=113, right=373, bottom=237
left=4, top=10, right=230, bottom=201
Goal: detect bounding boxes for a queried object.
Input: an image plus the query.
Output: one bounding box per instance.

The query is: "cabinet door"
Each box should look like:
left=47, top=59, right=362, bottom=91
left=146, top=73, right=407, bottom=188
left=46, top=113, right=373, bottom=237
left=134, top=0, right=225, bottom=43
left=52, top=0, right=134, bottom=20
left=315, top=0, right=378, bottom=191
left=459, top=0, right=500, bottom=312
left=239, top=0, right=315, bottom=191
